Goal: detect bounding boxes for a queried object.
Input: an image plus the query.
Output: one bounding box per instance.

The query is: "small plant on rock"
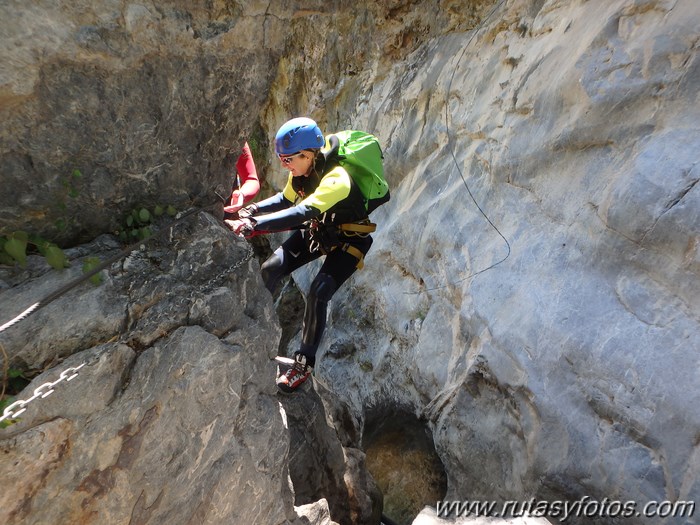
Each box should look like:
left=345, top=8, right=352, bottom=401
left=116, top=204, right=177, bottom=243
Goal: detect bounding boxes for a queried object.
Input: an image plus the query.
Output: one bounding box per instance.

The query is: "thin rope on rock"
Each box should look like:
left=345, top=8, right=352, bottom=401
left=406, top=0, right=510, bottom=294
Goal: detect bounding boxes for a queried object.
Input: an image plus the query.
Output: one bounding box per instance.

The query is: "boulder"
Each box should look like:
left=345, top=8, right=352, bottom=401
left=0, top=213, right=374, bottom=524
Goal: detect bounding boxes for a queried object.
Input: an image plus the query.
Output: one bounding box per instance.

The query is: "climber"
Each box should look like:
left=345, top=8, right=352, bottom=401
left=223, top=141, right=260, bottom=217
left=225, top=117, right=386, bottom=393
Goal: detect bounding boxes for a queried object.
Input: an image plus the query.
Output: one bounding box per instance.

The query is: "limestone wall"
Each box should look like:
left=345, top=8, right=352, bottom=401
left=303, top=0, right=700, bottom=517
left=1, top=1, right=698, bottom=523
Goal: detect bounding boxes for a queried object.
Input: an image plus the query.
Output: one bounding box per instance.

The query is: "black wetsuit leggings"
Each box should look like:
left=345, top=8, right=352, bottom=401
left=260, top=230, right=373, bottom=367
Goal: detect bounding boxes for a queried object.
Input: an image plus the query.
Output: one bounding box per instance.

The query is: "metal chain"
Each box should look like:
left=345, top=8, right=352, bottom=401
left=0, top=363, right=85, bottom=423
left=199, top=241, right=255, bottom=291
left=0, top=219, right=256, bottom=425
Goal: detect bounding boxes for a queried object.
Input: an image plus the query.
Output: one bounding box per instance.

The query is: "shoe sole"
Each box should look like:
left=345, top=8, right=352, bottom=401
left=276, top=379, right=311, bottom=395
left=274, top=356, right=312, bottom=394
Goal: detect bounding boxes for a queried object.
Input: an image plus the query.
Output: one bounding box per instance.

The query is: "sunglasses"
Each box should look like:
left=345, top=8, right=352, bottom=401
left=278, top=152, right=307, bottom=164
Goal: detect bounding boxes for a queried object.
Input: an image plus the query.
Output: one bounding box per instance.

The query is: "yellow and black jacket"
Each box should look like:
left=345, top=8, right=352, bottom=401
left=248, top=154, right=370, bottom=236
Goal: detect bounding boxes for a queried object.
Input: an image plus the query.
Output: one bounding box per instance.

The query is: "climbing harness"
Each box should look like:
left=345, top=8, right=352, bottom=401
left=336, top=220, right=376, bottom=236
left=306, top=217, right=370, bottom=269
left=336, top=243, right=366, bottom=270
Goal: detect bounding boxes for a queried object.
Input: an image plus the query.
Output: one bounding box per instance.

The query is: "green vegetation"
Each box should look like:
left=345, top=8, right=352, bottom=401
left=1, top=231, right=69, bottom=270
left=82, top=257, right=103, bottom=285
left=1, top=168, right=85, bottom=272
left=0, top=231, right=107, bottom=286
left=0, top=342, right=30, bottom=429
left=116, top=204, right=177, bottom=243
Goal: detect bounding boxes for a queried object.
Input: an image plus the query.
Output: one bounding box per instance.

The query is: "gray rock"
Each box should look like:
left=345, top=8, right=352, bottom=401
left=0, top=214, right=366, bottom=524
left=0, top=1, right=277, bottom=244
left=3, top=0, right=700, bottom=523
left=1, top=324, right=295, bottom=524
left=294, top=499, right=340, bottom=525
left=280, top=377, right=383, bottom=525
left=284, top=0, right=700, bottom=522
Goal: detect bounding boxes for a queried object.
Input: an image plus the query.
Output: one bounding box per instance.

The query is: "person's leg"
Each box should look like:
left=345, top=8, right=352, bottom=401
left=277, top=252, right=354, bottom=393
left=297, top=272, right=337, bottom=368
left=260, top=231, right=320, bottom=294
left=276, top=236, right=372, bottom=393
left=297, top=237, right=373, bottom=368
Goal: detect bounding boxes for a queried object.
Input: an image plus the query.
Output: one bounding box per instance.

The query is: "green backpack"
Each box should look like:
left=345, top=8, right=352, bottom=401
left=325, top=130, right=390, bottom=213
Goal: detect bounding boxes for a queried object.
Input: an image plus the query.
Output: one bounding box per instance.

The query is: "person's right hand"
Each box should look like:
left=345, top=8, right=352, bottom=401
left=224, top=218, right=254, bottom=238
left=223, top=192, right=245, bottom=214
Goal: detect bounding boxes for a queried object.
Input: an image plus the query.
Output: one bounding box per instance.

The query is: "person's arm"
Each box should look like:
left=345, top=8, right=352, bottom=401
left=226, top=175, right=295, bottom=234
left=239, top=174, right=296, bottom=218
left=235, top=142, right=260, bottom=203
left=225, top=142, right=261, bottom=212
left=249, top=202, right=318, bottom=232
left=251, top=168, right=352, bottom=232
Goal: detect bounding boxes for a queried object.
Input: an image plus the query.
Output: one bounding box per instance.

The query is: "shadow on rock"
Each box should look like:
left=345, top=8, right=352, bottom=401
left=279, top=376, right=383, bottom=525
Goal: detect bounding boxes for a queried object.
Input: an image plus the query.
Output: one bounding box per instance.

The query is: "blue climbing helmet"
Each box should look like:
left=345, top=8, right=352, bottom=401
left=274, top=117, right=324, bottom=155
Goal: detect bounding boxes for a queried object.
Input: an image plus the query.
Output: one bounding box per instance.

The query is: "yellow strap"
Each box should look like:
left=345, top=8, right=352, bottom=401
left=338, top=222, right=376, bottom=234
left=329, top=243, right=366, bottom=269
left=340, top=243, right=365, bottom=270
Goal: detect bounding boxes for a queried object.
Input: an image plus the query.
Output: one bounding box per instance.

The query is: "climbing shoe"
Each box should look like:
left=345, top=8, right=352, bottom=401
left=276, top=353, right=312, bottom=393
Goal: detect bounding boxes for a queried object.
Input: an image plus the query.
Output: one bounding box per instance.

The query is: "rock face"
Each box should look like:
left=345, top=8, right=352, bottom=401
left=297, top=0, right=700, bottom=522
left=2, top=0, right=699, bottom=524
left=0, top=0, right=277, bottom=244
left=280, top=379, right=383, bottom=525
left=0, top=213, right=376, bottom=524
left=0, top=214, right=292, bottom=524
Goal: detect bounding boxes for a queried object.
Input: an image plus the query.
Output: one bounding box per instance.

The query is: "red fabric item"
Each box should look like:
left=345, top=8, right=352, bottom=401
left=233, top=141, right=260, bottom=203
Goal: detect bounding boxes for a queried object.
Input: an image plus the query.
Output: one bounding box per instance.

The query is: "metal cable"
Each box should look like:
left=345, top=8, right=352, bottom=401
left=0, top=204, right=214, bottom=335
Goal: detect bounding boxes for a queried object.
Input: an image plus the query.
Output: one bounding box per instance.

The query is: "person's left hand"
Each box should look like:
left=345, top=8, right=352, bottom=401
left=225, top=217, right=254, bottom=238
left=223, top=192, right=245, bottom=214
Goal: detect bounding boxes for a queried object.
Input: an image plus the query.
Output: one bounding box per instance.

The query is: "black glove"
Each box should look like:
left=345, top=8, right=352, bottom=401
left=224, top=217, right=256, bottom=238
left=237, top=203, right=258, bottom=219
